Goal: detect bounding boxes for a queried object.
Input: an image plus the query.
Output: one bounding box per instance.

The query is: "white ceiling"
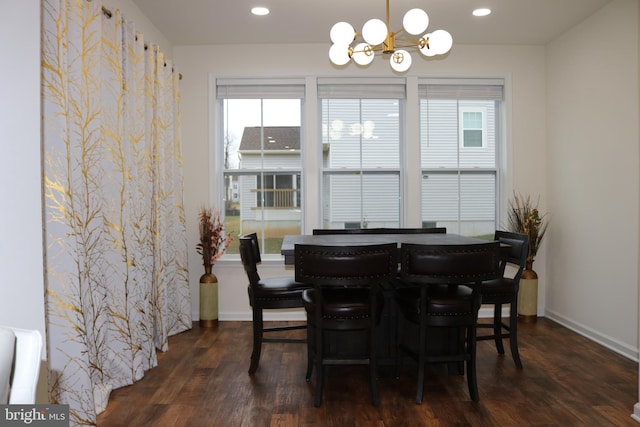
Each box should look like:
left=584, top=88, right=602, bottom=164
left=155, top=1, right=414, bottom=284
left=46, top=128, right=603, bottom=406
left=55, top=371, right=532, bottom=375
left=131, top=0, right=612, bottom=47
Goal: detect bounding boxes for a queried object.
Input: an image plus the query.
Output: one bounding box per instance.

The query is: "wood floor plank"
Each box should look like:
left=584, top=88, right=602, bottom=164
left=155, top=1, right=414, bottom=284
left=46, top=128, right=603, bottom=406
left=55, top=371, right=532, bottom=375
left=96, top=318, right=638, bottom=427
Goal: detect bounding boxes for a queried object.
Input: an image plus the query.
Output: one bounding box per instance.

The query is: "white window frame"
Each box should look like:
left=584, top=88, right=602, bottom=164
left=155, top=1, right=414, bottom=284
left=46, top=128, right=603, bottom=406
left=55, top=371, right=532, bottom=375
left=459, top=105, right=488, bottom=150
left=214, top=78, right=305, bottom=259
left=318, top=79, right=406, bottom=229
left=210, top=77, right=507, bottom=250
left=418, top=78, right=504, bottom=236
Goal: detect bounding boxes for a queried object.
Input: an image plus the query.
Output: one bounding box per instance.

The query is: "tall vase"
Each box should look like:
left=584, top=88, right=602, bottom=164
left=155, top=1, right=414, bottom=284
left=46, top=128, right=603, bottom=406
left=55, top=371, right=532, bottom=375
left=518, top=260, right=538, bottom=323
left=199, top=264, right=218, bottom=327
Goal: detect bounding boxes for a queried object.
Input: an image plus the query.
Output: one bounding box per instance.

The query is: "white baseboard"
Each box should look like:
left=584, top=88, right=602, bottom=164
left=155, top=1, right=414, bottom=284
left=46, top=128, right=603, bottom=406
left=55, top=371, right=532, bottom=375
left=545, top=308, right=638, bottom=362
left=217, top=310, right=306, bottom=322
left=631, top=403, right=640, bottom=424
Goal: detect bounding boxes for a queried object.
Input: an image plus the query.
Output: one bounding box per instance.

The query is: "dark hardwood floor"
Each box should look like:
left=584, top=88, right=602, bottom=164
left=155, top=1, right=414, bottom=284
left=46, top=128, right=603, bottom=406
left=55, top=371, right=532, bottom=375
left=97, top=318, right=638, bottom=426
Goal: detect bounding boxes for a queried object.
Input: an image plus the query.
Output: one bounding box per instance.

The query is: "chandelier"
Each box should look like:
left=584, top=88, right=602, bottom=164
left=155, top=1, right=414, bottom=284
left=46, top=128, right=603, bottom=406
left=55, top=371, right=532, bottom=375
left=328, top=0, right=453, bottom=73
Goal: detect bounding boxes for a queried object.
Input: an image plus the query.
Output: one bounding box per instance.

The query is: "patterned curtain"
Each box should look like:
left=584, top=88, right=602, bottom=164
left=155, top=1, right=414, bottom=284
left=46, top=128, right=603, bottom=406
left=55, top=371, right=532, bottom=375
left=41, top=0, right=191, bottom=425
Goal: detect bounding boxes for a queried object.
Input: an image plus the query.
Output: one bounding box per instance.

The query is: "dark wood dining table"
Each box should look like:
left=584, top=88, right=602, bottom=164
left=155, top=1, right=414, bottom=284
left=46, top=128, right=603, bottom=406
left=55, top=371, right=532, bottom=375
left=280, top=232, right=496, bottom=367
left=280, top=233, right=491, bottom=266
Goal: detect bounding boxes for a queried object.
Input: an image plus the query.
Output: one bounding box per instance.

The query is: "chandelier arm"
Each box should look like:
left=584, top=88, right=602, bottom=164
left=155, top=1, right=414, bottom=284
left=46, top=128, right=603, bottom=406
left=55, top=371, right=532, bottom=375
left=352, top=44, right=386, bottom=54
left=393, top=42, right=422, bottom=49
left=394, top=37, right=422, bottom=44
left=393, top=28, right=407, bottom=37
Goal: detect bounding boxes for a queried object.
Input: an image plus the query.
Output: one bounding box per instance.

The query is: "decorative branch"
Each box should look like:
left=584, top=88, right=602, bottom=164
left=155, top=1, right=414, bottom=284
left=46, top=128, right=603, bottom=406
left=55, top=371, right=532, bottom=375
left=196, top=207, right=233, bottom=271
left=507, top=192, right=549, bottom=266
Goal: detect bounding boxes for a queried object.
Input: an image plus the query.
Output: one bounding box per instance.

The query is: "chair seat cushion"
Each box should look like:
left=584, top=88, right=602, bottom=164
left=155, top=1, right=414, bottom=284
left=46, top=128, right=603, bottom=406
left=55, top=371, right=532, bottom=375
left=480, top=277, right=516, bottom=296
left=249, top=277, right=309, bottom=308
left=303, top=288, right=384, bottom=326
left=396, top=284, right=475, bottom=323
left=256, top=276, right=308, bottom=292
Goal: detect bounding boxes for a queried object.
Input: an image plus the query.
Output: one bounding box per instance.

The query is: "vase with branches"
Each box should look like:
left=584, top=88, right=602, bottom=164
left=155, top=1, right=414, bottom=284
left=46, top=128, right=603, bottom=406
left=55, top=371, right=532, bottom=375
left=196, top=207, right=233, bottom=276
left=507, top=192, right=549, bottom=271
left=196, top=207, right=233, bottom=327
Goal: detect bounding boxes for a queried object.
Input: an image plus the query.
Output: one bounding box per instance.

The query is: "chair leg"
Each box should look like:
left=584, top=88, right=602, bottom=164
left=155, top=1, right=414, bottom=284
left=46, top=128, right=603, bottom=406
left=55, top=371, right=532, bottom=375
left=416, top=348, right=426, bottom=404
left=314, top=323, right=324, bottom=407
left=370, top=365, right=379, bottom=406
left=314, top=364, right=324, bottom=407
left=494, top=303, right=505, bottom=355
left=416, top=295, right=427, bottom=404
left=510, top=299, right=523, bottom=369
left=249, top=307, right=263, bottom=375
left=305, top=324, right=314, bottom=381
left=395, top=312, right=404, bottom=379
left=369, top=319, right=379, bottom=406
left=466, top=325, right=480, bottom=402
left=447, top=327, right=465, bottom=376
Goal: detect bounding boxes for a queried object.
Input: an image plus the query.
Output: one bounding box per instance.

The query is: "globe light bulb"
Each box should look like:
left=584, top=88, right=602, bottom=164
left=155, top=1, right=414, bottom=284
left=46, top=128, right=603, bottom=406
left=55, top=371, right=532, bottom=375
left=429, top=30, right=453, bottom=55
left=418, top=34, right=437, bottom=57
left=390, top=49, right=412, bottom=72
left=352, top=43, right=375, bottom=66
left=362, top=18, right=388, bottom=45
left=403, top=8, right=429, bottom=35
left=330, top=22, right=355, bottom=45
left=329, top=43, right=351, bottom=66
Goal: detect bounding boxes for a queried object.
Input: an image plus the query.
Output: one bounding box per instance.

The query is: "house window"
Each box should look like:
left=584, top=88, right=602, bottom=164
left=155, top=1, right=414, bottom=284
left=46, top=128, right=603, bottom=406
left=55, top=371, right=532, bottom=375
left=216, top=80, right=304, bottom=255
left=460, top=107, right=487, bottom=148
left=419, top=81, right=503, bottom=236
left=318, top=80, right=405, bottom=230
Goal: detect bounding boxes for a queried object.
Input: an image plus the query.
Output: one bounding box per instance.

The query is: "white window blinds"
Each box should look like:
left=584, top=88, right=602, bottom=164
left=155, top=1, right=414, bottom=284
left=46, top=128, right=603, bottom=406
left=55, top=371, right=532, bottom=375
left=418, top=78, right=504, bottom=100
left=318, top=78, right=406, bottom=99
left=216, top=78, right=305, bottom=99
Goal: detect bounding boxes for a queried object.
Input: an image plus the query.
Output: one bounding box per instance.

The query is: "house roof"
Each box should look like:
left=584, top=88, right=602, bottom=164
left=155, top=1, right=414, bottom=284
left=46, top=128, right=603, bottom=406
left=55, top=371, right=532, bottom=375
left=239, top=126, right=300, bottom=151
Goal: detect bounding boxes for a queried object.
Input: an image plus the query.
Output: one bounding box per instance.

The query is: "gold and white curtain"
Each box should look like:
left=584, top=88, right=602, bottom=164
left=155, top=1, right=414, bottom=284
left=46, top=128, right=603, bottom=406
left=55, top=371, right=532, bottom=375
left=42, top=0, right=191, bottom=425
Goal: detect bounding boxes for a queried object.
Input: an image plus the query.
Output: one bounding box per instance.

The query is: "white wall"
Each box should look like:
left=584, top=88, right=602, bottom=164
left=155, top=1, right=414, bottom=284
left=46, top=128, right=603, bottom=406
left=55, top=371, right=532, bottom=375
left=174, top=43, right=548, bottom=320
left=0, top=0, right=46, bottom=402
left=546, top=0, right=639, bottom=360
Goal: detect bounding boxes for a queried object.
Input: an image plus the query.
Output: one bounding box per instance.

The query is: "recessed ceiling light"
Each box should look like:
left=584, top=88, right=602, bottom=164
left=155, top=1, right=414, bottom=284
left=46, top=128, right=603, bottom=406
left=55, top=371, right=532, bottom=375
left=472, top=8, right=491, bottom=17
left=251, top=6, right=270, bottom=16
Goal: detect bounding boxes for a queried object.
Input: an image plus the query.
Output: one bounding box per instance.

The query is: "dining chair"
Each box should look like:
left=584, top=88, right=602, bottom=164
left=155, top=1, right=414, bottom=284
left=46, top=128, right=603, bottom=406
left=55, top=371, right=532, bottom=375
left=0, top=326, right=43, bottom=404
left=396, top=241, right=500, bottom=403
left=239, top=233, right=310, bottom=375
left=295, top=243, right=397, bottom=407
left=476, top=230, right=529, bottom=368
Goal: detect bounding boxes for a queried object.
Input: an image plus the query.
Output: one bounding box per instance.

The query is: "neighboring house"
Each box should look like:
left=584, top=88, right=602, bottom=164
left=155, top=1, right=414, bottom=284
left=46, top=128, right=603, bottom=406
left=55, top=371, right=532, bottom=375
left=419, top=99, right=497, bottom=236
left=237, top=126, right=301, bottom=234
left=321, top=98, right=498, bottom=233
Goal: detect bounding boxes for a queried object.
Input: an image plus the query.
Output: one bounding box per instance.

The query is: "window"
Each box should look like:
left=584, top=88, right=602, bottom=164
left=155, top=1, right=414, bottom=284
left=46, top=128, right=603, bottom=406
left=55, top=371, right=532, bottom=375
left=213, top=78, right=505, bottom=253
left=216, top=80, right=304, bottom=255
left=419, top=81, right=503, bottom=237
left=318, top=79, right=405, bottom=230
left=460, top=107, right=487, bottom=148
